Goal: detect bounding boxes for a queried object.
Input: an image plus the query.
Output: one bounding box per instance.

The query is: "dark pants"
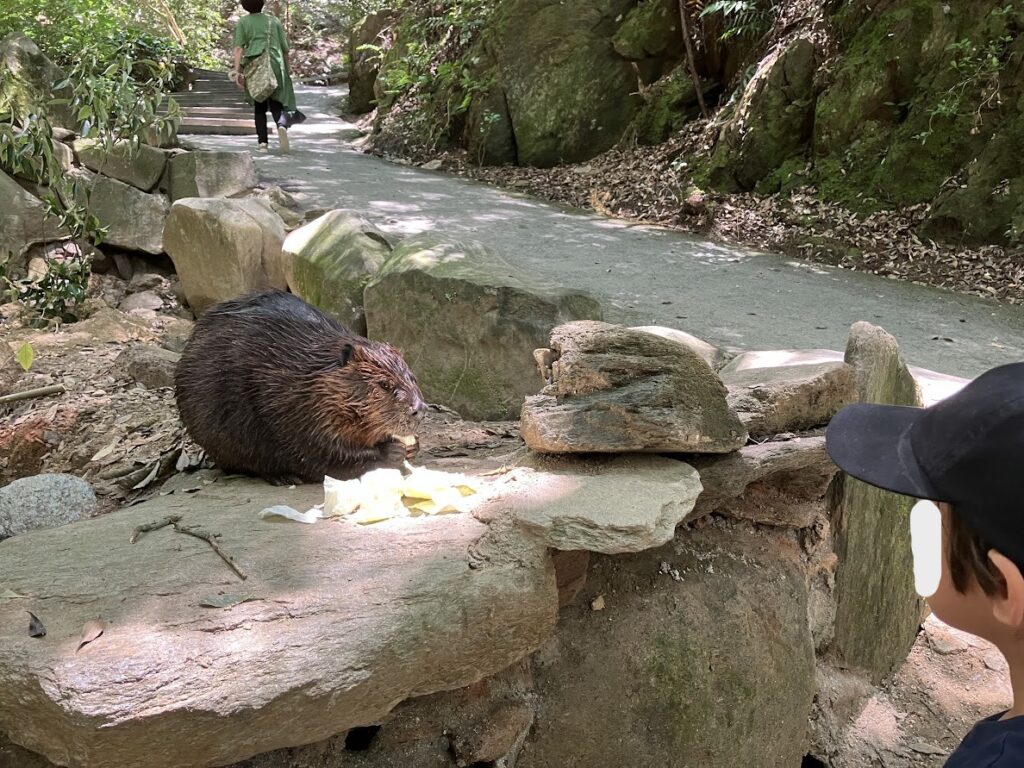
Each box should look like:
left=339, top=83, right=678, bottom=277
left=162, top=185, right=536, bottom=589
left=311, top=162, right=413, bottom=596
left=254, top=98, right=284, bottom=144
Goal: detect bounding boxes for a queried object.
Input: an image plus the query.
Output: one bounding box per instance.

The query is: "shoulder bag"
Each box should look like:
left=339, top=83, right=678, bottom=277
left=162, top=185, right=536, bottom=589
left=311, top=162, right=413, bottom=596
left=243, top=16, right=278, bottom=103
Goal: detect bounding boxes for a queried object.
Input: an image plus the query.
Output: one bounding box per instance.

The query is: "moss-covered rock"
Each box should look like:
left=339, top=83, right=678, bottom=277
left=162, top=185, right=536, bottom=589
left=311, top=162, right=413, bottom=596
left=363, top=234, right=603, bottom=419
left=348, top=10, right=395, bottom=114
left=0, top=34, right=74, bottom=127
left=519, top=523, right=815, bottom=768
left=628, top=66, right=704, bottom=145
left=813, top=1, right=1017, bottom=214
left=921, top=89, right=1024, bottom=245
left=281, top=210, right=393, bottom=335
left=487, top=0, right=640, bottom=167
left=707, top=37, right=818, bottom=191
left=612, top=0, right=682, bottom=63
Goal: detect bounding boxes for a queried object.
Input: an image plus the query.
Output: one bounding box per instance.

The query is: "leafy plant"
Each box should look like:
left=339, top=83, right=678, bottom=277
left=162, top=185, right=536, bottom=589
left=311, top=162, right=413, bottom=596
left=913, top=9, right=1014, bottom=145
left=0, top=46, right=178, bottom=321
left=2, top=256, right=91, bottom=324
left=699, top=0, right=775, bottom=42
left=15, top=342, right=35, bottom=372
left=374, top=0, right=497, bottom=148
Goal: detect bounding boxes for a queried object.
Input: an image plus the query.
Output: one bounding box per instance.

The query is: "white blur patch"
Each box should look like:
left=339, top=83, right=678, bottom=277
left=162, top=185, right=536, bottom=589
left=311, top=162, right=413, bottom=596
left=911, top=500, right=943, bottom=597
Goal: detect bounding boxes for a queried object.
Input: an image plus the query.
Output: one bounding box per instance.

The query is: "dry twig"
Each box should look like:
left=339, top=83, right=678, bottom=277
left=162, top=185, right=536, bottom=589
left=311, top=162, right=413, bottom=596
left=0, top=384, right=66, bottom=404
left=129, top=515, right=182, bottom=544
left=130, top=515, right=247, bottom=580
left=174, top=524, right=248, bottom=581
left=678, top=0, right=709, bottom=119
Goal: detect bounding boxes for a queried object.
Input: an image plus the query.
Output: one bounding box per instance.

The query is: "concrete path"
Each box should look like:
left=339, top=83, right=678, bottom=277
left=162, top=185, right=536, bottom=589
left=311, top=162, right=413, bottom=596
left=185, top=86, right=1024, bottom=379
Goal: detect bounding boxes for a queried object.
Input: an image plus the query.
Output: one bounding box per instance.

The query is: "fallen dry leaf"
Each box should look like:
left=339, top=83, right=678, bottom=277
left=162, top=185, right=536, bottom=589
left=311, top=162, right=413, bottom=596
left=199, top=593, right=258, bottom=609
left=77, top=619, right=106, bottom=652
left=27, top=611, right=46, bottom=638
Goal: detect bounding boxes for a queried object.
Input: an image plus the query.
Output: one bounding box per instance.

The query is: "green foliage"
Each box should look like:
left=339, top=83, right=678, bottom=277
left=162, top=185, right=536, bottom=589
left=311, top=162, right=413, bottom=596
left=15, top=342, right=34, bottom=372
left=0, top=45, right=178, bottom=321
left=3, top=257, right=91, bottom=323
left=375, top=0, right=496, bottom=147
left=700, top=0, right=775, bottom=42
left=0, top=0, right=221, bottom=72
left=912, top=10, right=1014, bottom=145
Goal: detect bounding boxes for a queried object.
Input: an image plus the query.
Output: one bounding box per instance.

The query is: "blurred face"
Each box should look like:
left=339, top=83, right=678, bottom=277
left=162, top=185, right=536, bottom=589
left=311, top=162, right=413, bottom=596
left=927, top=504, right=1010, bottom=646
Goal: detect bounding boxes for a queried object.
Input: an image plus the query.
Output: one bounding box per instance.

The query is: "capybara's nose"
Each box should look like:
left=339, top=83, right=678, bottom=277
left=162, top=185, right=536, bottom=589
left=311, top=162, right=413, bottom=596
left=410, top=400, right=427, bottom=420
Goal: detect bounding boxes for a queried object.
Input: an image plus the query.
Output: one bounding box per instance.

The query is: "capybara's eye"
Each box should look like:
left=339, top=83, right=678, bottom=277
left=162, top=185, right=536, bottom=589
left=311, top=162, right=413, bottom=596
left=379, top=381, right=392, bottom=393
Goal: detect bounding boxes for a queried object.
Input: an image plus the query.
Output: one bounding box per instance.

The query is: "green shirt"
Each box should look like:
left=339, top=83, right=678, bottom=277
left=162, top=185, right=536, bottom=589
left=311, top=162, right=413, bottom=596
left=233, top=12, right=288, bottom=58
left=233, top=12, right=296, bottom=110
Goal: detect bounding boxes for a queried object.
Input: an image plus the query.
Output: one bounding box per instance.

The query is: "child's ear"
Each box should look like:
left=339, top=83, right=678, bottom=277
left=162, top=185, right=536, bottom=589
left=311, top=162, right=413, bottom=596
left=988, top=549, right=1024, bottom=628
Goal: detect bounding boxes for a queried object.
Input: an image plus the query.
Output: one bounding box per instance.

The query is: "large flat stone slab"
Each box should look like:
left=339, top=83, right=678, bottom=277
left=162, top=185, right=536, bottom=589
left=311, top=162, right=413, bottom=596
left=497, top=455, right=703, bottom=554
left=0, top=478, right=557, bottom=768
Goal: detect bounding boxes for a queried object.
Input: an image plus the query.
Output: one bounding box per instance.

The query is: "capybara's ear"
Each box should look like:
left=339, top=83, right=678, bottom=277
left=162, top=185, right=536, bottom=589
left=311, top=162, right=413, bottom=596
left=339, top=343, right=354, bottom=367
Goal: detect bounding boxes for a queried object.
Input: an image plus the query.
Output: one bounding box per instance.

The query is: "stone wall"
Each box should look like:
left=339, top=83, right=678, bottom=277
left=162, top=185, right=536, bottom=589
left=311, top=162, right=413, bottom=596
left=0, top=305, right=968, bottom=767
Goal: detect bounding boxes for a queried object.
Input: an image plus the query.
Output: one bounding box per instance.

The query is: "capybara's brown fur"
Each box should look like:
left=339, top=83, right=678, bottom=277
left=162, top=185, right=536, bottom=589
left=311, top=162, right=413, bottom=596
left=174, top=290, right=427, bottom=484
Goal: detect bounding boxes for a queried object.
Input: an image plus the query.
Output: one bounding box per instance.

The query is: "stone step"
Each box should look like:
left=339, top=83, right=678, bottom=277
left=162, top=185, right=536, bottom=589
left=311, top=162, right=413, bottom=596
left=171, top=106, right=254, bottom=116
left=177, top=117, right=255, bottom=135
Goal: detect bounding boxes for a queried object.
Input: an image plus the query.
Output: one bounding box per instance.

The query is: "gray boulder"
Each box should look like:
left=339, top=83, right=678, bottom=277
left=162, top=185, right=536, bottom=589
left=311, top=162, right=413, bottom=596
left=282, top=210, right=392, bottom=335
left=0, top=474, right=95, bottom=539
left=691, top=435, right=837, bottom=527
left=519, top=523, right=816, bottom=768
left=500, top=454, right=703, bottom=554
left=166, top=151, right=257, bottom=201
left=520, top=321, right=747, bottom=454
left=0, top=169, right=69, bottom=266
left=364, top=235, right=602, bottom=420
left=631, top=325, right=730, bottom=370
left=829, top=322, right=924, bottom=682
left=163, top=198, right=286, bottom=315
left=720, top=351, right=857, bottom=437
left=0, top=478, right=557, bottom=768
left=114, top=344, right=180, bottom=389
left=0, top=35, right=74, bottom=127
left=69, top=170, right=169, bottom=254
left=72, top=139, right=167, bottom=192
left=348, top=10, right=396, bottom=113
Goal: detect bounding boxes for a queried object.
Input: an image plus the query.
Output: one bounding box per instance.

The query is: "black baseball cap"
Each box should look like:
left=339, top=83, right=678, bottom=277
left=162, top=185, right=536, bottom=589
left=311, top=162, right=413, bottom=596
left=826, top=362, right=1024, bottom=565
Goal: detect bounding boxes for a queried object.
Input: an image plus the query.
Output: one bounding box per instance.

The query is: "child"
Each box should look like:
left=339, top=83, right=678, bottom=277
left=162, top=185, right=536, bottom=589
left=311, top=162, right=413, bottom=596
left=826, top=361, right=1024, bottom=765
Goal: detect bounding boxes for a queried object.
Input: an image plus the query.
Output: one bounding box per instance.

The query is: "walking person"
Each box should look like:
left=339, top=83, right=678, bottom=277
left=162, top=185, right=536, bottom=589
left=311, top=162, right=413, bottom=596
left=232, top=0, right=296, bottom=153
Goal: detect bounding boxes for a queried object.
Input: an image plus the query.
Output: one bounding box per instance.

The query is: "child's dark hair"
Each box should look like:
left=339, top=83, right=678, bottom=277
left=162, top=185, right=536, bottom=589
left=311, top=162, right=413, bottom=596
left=241, top=0, right=265, bottom=12
left=946, top=506, right=1002, bottom=594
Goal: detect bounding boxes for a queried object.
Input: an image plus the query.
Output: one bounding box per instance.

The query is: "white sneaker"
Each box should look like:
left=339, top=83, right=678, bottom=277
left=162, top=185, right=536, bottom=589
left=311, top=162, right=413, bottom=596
left=257, top=143, right=268, bottom=152
left=277, top=126, right=289, bottom=153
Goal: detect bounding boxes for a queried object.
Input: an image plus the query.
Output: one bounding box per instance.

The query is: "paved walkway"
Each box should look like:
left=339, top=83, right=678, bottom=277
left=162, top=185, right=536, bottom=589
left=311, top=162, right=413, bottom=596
left=185, top=86, right=1024, bottom=379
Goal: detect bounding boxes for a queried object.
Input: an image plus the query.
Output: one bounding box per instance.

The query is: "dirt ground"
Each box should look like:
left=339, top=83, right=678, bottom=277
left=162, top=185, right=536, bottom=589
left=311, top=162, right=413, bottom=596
left=0, top=262, right=1013, bottom=766
left=838, top=615, right=1012, bottom=767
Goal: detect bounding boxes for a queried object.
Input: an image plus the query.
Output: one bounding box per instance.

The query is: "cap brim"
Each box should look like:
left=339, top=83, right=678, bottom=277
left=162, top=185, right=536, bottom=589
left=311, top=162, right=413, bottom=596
left=826, top=403, right=942, bottom=500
